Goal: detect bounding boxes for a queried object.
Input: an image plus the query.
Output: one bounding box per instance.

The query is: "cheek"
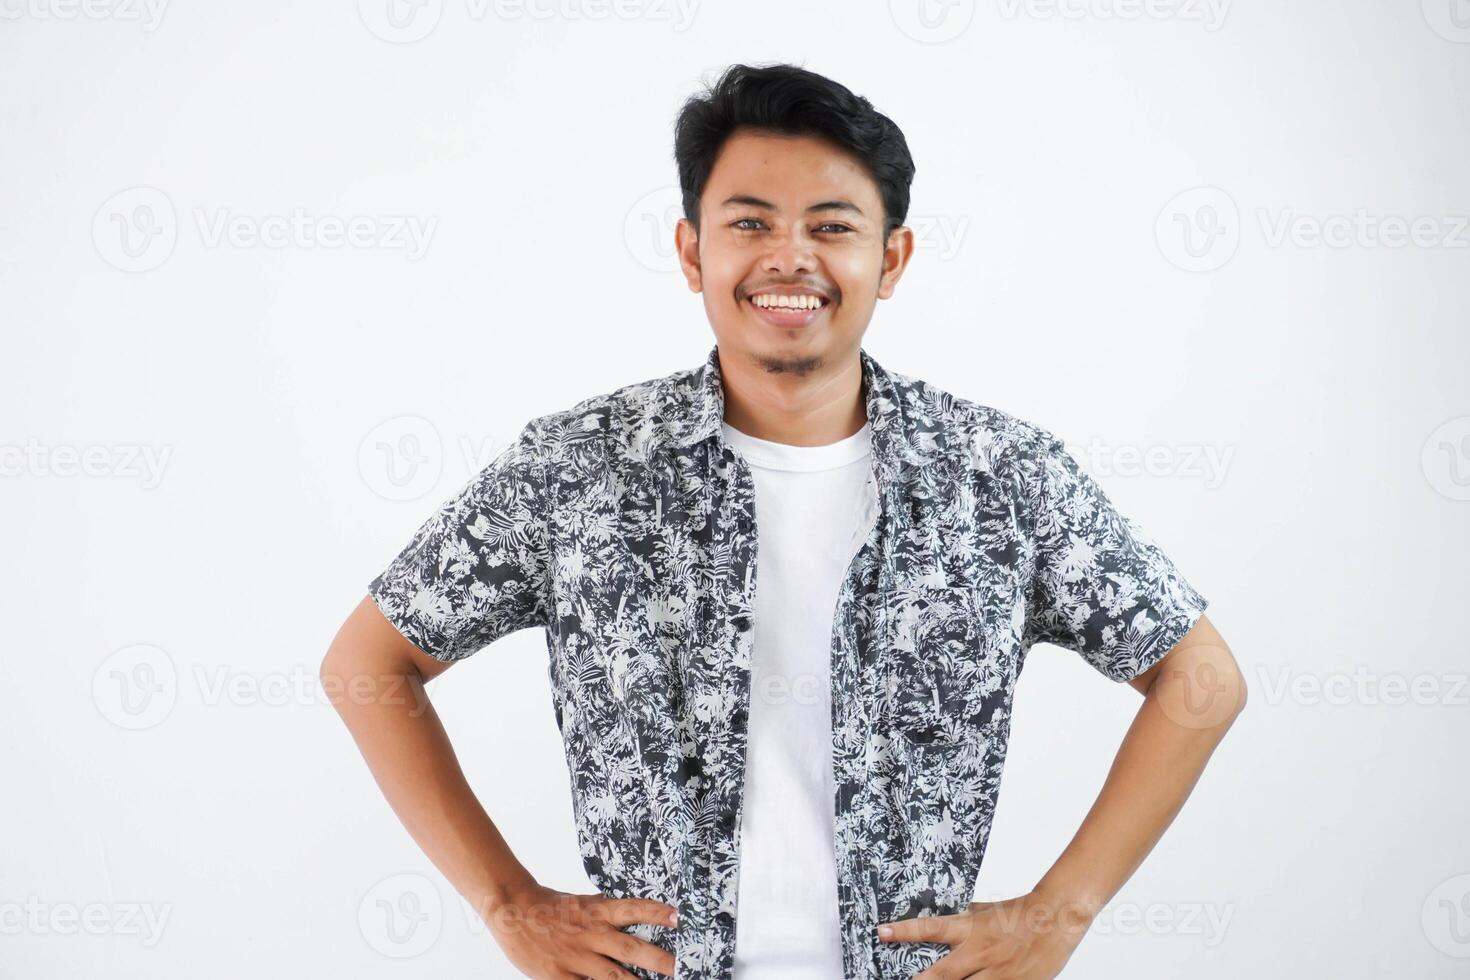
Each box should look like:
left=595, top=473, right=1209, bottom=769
left=828, top=253, right=882, bottom=303
left=696, top=249, right=746, bottom=298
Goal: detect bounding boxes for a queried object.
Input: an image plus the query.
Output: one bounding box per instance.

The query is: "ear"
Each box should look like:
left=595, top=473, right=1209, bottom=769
left=876, top=225, right=915, bottom=300
left=675, top=217, right=703, bottom=293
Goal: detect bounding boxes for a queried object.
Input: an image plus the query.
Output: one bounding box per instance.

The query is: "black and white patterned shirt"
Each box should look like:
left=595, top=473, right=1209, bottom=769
left=368, top=343, right=1209, bottom=979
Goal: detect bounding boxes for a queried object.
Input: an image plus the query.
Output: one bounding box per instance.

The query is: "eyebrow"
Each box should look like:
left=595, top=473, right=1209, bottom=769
left=719, top=194, right=866, bottom=217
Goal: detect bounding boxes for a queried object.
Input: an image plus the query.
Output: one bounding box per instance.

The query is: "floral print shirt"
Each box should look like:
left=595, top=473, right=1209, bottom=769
left=368, top=343, right=1209, bottom=979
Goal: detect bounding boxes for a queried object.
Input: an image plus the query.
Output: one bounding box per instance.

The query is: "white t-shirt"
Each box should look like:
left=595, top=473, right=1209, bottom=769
left=720, top=418, right=877, bottom=980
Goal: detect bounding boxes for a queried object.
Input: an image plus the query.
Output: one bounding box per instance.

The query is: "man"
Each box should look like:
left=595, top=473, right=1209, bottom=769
left=322, top=63, right=1247, bottom=980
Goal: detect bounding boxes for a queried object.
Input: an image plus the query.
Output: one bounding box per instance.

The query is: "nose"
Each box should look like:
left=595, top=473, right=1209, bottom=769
left=759, top=226, right=818, bottom=278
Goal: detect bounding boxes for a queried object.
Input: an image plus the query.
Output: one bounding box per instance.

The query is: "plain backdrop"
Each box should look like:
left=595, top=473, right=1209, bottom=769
left=3, top=1, right=1468, bottom=977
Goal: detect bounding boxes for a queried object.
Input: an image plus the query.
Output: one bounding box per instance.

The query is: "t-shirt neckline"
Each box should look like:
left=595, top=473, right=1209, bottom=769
left=720, top=420, right=872, bottom=472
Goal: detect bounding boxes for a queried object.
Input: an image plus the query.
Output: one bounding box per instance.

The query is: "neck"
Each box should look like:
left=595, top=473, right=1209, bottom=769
left=718, top=345, right=867, bottom=446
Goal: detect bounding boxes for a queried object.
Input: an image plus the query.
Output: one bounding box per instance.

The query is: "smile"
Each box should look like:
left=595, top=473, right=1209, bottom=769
left=745, top=292, right=831, bottom=328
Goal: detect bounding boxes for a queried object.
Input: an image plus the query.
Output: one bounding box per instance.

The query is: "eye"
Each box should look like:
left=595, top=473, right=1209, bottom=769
left=816, top=223, right=853, bottom=234
left=731, top=217, right=765, bottom=231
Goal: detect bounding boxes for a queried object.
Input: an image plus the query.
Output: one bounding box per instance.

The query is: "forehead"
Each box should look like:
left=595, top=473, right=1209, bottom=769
left=703, top=128, right=880, bottom=211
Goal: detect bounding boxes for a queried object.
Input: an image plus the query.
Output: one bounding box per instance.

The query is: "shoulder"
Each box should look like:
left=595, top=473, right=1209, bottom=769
left=518, top=360, right=699, bottom=466
left=883, top=365, right=1065, bottom=478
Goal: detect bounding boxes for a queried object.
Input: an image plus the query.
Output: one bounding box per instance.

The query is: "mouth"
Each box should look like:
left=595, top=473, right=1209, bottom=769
left=743, top=291, right=833, bottom=329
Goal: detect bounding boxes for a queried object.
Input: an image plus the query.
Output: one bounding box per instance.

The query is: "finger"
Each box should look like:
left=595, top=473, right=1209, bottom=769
left=586, top=929, right=677, bottom=977
left=591, top=896, right=680, bottom=929
left=566, top=951, right=640, bottom=980
left=876, top=912, right=970, bottom=946
left=912, top=949, right=988, bottom=980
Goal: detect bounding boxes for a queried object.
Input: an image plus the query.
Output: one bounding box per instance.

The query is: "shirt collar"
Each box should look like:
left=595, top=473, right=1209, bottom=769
left=657, top=343, right=925, bottom=486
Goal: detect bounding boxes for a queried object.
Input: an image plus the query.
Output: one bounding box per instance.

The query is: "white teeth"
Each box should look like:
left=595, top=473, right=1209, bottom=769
left=751, top=293, right=825, bottom=310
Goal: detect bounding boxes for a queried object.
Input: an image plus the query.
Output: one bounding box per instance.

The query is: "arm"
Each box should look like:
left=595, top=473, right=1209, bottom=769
left=882, top=615, right=1246, bottom=978
left=319, top=594, right=535, bottom=920
left=880, top=429, right=1240, bottom=977
left=321, top=596, right=679, bottom=978
left=1032, top=612, right=1248, bottom=921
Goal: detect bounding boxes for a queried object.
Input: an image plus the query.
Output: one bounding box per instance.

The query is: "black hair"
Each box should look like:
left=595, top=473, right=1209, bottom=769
left=673, top=62, right=916, bottom=244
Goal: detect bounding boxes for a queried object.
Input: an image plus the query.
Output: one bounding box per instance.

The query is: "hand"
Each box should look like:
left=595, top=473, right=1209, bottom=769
left=481, top=880, right=679, bottom=979
left=876, top=890, right=1096, bottom=979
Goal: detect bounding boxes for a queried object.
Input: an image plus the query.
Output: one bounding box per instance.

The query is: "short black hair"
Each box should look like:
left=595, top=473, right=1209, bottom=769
left=673, top=62, right=916, bottom=244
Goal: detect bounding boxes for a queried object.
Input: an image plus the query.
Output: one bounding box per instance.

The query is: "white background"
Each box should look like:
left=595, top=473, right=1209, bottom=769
left=3, top=1, right=1468, bottom=977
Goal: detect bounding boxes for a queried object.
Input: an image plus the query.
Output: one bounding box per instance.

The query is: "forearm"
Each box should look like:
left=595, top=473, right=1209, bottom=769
left=322, top=650, right=536, bottom=919
left=1033, top=639, right=1247, bottom=918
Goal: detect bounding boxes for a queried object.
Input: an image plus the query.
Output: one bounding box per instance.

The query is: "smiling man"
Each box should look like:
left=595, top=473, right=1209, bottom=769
left=322, top=63, right=1247, bottom=980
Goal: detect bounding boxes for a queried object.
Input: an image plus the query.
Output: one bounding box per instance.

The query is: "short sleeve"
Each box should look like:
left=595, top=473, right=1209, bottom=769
left=368, top=418, right=552, bottom=662
left=1017, top=428, right=1209, bottom=683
